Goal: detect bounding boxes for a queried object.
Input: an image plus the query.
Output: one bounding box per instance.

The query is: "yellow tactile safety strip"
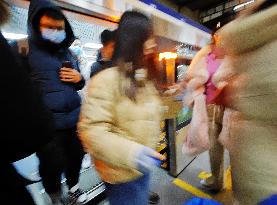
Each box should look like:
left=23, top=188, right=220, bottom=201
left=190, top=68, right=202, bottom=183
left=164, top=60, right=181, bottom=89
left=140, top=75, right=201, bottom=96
left=173, top=167, right=232, bottom=201
left=173, top=178, right=212, bottom=199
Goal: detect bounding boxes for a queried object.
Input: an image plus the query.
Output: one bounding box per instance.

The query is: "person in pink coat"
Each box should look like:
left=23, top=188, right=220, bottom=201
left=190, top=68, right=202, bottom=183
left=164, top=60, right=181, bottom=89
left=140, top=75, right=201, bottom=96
left=181, top=33, right=226, bottom=191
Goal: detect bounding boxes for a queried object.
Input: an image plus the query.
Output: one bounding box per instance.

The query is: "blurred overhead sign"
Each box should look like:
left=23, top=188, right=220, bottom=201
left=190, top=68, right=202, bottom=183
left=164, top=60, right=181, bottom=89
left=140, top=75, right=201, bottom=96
left=137, top=0, right=211, bottom=33
left=125, top=0, right=211, bottom=47
left=55, top=0, right=128, bottom=22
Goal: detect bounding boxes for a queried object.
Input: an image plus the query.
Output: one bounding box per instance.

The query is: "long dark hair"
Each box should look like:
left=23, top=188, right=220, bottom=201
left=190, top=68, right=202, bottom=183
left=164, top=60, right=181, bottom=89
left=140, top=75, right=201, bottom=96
left=112, top=11, right=157, bottom=100
left=0, top=1, right=9, bottom=26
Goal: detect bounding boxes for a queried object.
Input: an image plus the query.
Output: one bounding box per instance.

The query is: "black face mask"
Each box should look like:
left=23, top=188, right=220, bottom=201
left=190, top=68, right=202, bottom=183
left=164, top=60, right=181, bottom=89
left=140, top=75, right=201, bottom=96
left=0, top=1, right=10, bottom=27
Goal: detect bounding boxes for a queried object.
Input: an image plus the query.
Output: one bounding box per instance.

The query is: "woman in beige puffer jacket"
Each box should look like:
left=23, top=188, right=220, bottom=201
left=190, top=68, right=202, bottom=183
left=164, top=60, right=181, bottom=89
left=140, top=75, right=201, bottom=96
left=78, top=11, right=164, bottom=205
left=217, top=1, right=277, bottom=204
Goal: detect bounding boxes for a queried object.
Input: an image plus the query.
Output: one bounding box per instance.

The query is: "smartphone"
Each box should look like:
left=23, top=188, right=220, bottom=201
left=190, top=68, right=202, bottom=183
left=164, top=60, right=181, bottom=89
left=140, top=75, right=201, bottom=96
left=62, top=61, right=73, bottom=68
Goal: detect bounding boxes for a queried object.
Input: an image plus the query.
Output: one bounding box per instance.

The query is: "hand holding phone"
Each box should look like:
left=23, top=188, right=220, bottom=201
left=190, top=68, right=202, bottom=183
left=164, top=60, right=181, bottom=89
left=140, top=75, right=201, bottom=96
left=62, top=61, right=73, bottom=68
left=60, top=61, right=82, bottom=83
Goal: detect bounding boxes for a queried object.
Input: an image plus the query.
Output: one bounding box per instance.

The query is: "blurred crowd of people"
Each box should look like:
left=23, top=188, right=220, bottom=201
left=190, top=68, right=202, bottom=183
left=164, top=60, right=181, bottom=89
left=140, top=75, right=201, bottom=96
left=0, top=0, right=276, bottom=205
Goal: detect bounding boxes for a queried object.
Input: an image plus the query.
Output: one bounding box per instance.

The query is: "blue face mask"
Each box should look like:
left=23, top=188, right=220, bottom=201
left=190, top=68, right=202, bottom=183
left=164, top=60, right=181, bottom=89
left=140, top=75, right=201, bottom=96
left=41, top=28, right=66, bottom=44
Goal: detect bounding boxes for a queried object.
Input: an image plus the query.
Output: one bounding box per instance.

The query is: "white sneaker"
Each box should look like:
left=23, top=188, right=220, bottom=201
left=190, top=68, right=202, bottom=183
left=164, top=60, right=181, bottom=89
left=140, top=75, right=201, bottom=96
left=68, top=188, right=87, bottom=204
left=81, top=154, right=91, bottom=169
left=200, top=176, right=222, bottom=192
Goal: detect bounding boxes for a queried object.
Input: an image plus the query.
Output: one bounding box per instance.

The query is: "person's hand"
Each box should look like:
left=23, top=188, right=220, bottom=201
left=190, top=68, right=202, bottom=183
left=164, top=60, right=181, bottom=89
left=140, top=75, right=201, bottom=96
left=171, top=81, right=187, bottom=92
left=135, top=146, right=166, bottom=173
left=163, top=82, right=187, bottom=96
left=60, top=67, right=82, bottom=83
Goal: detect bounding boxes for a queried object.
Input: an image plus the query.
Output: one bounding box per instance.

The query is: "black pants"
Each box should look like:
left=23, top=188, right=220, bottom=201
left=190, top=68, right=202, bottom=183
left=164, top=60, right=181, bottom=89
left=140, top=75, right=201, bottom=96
left=37, top=127, right=84, bottom=194
left=0, top=163, right=35, bottom=205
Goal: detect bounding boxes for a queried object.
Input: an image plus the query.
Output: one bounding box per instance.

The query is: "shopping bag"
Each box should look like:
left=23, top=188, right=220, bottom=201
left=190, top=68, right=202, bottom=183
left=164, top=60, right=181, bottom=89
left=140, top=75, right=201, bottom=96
left=183, top=197, right=223, bottom=205
left=182, top=93, right=210, bottom=156
left=183, top=86, right=205, bottom=108
left=218, top=108, right=242, bottom=152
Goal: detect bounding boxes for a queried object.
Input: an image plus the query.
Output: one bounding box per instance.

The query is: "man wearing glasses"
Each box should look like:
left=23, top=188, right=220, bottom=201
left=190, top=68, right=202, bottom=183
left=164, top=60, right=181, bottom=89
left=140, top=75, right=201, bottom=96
left=27, top=0, right=87, bottom=204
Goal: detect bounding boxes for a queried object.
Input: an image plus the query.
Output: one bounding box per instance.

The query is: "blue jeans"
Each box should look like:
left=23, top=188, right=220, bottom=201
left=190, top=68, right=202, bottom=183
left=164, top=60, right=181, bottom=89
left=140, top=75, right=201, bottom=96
left=105, top=173, right=150, bottom=205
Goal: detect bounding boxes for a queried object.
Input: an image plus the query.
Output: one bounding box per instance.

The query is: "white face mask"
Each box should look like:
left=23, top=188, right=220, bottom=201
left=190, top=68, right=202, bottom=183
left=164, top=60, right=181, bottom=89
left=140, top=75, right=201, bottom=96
left=41, top=28, right=66, bottom=44
left=135, top=69, right=147, bottom=81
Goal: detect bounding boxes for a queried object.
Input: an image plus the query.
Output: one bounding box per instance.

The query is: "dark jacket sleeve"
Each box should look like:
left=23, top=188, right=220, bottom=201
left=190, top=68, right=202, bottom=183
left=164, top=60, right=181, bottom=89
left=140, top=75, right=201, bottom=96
left=74, top=76, right=85, bottom=90
left=0, top=33, right=54, bottom=163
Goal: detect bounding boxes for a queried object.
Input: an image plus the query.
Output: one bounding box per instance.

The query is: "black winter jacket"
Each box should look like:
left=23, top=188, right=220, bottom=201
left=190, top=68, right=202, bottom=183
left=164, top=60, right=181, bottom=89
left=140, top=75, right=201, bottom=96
left=0, top=31, right=54, bottom=163
left=28, top=0, right=85, bottom=130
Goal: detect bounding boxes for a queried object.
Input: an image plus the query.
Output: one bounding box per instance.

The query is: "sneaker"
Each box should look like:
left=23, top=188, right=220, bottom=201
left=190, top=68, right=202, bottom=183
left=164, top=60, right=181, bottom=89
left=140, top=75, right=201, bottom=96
left=149, top=191, right=160, bottom=204
left=200, top=176, right=222, bottom=192
left=49, top=192, right=65, bottom=205
left=68, top=189, right=87, bottom=204
left=81, top=154, right=91, bottom=169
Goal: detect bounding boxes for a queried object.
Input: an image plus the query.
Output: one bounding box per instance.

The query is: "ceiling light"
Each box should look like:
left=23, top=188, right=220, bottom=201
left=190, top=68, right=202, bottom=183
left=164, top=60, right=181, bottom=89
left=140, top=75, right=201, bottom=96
left=233, top=0, right=255, bottom=11
left=159, top=52, right=177, bottom=61
left=2, top=32, right=28, bottom=40
left=83, top=42, right=102, bottom=49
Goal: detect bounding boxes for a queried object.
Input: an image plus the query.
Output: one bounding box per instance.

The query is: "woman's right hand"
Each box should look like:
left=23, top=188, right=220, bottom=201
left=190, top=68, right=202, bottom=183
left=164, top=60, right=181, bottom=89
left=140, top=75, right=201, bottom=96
left=163, top=82, right=187, bottom=96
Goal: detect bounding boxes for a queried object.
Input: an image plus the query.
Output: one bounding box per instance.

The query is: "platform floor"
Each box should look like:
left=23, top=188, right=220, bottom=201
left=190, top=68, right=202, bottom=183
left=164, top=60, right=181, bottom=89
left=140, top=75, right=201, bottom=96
left=94, top=150, right=233, bottom=205
left=18, top=150, right=233, bottom=205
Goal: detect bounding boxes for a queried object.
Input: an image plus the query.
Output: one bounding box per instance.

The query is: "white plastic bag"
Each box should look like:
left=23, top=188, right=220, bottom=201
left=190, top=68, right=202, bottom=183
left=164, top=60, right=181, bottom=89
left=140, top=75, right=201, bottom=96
left=218, top=108, right=241, bottom=152
left=182, top=93, right=210, bottom=156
